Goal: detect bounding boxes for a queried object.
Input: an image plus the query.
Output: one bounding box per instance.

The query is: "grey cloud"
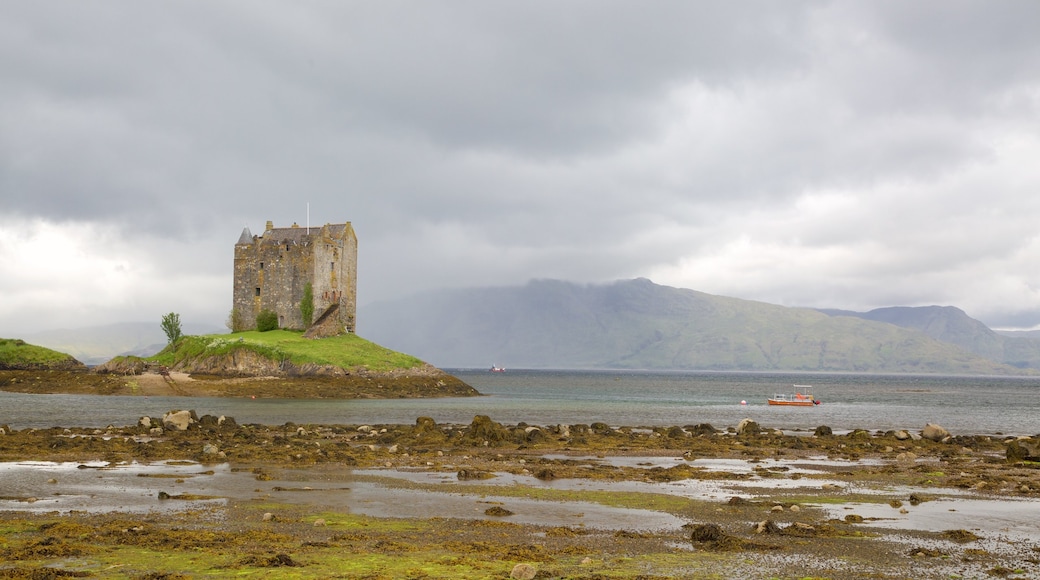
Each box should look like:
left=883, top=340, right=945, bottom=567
left=1, top=1, right=1039, bottom=333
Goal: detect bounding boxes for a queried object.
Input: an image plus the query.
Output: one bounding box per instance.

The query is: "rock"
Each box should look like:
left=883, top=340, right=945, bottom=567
left=814, top=425, right=833, bottom=437
left=736, top=418, right=760, bottom=435
left=202, top=444, right=219, bottom=455
left=198, top=415, right=219, bottom=428
left=844, top=514, right=864, bottom=523
left=510, top=563, right=537, bottom=580
left=687, top=423, right=718, bottom=436
left=921, top=424, right=950, bottom=442
left=162, top=410, right=194, bottom=431
left=893, top=430, right=911, bottom=440
left=755, top=520, right=781, bottom=534
left=690, top=523, right=725, bottom=543
left=770, top=505, right=784, bottom=512
left=896, top=451, right=917, bottom=462
left=149, top=427, right=164, bottom=436
left=485, top=506, right=514, bottom=517
left=139, top=417, right=151, bottom=428
left=1006, top=438, right=1040, bottom=462
left=534, top=468, right=556, bottom=480
left=262, top=513, right=274, bottom=521
left=313, top=518, right=326, bottom=527
left=218, top=415, right=236, bottom=428
left=466, top=415, right=508, bottom=444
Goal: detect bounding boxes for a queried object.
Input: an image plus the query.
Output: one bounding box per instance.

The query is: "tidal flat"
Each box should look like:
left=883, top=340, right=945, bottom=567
left=1, top=415, right=1039, bottom=579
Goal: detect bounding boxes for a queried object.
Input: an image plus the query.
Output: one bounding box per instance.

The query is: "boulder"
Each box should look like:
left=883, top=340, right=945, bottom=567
left=686, top=423, right=718, bottom=436
left=162, top=410, right=195, bottom=431
left=466, top=415, right=508, bottom=445
left=1006, top=438, right=1040, bottom=462
left=814, top=425, right=833, bottom=437
left=921, top=423, right=950, bottom=442
left=736, top=418, right=760, bottom=435
left=510, top=563, right=537, bottom=580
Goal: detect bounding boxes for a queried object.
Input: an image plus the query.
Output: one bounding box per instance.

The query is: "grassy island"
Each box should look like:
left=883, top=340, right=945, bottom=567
left=0, top=333, right=478, bottom=399
left=150, top=330, right=427, bottom=373
left=0, top=338, right=85, bottom=370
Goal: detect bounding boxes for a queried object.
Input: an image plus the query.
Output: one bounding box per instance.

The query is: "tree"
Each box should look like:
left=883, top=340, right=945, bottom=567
left=161, top=312, right=183, bottom=344
left=256, top=309, right=279, bottom=332
left=300, top=282, right=314, bottom=327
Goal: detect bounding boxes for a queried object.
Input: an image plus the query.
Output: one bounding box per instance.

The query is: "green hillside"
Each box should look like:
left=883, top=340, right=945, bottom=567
left=0, top=338, right=84, bottom=370
left=149, top=330, right=427, bottom=373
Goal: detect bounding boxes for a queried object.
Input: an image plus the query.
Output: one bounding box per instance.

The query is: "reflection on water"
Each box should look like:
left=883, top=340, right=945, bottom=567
left=4, top=456, right=1037, bottom=543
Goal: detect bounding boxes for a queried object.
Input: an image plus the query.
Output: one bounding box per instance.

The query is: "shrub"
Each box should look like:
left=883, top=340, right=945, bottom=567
left=300, top=283, right=314, bottom=327
left=256, top=309, right=279, bottom=332
left=226, top=308, right=244, bottom=332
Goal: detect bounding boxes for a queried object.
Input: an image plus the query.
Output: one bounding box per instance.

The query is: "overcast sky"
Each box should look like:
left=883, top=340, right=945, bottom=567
left=2, top=1, right=1039, bottom=335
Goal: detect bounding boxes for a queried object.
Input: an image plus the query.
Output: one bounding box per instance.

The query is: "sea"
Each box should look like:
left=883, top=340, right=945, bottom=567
left=1, top=369, right=1039, bottom=436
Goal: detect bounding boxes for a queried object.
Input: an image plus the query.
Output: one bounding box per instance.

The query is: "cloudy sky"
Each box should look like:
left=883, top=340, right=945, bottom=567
left=2, top=1, right=1039, bottom=335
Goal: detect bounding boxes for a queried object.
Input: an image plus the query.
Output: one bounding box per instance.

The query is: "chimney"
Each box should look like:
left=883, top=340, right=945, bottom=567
left=265, top=220, right=274, bottom=231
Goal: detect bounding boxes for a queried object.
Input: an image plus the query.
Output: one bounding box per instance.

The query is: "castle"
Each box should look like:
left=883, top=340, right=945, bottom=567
left=233, top=220, right=357, bottom=335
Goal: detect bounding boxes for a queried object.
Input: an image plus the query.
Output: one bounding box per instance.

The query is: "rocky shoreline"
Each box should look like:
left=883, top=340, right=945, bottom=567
left=0, top=367, right=479, bottom=399
left=1, top=413, right=1039, bottom=579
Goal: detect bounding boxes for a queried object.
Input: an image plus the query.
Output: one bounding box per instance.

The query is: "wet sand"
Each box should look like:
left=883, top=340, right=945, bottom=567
left=1, top=416, right=1039, bottom=579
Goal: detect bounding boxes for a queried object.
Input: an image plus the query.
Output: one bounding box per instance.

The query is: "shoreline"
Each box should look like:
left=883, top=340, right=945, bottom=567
left=0, top=368, right=480, bottom=399
left=1, top=416, right=1038, bottom=578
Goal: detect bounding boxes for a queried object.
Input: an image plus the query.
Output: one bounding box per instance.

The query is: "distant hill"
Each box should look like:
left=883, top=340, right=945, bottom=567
left=817, top=306, right=1040, bottom=370
left=21, top=322, right=225, bottom=366
left=362, top=278, right=1029, bottom=374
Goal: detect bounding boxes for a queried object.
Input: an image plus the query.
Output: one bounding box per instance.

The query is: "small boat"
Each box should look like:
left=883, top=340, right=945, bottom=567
left=489, top=365, right=506, bottom=373
left=767, top=385, right=820, bottom=406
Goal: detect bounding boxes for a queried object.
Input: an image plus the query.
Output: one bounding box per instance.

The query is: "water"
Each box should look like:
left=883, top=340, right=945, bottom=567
left=2, top=369, right=1038, bottom=435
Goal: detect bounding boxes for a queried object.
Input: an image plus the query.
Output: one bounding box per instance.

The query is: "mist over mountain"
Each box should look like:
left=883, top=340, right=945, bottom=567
left=816, top=306, right=1040, bottom=370
left=362, top=278, right=1034, bottom=374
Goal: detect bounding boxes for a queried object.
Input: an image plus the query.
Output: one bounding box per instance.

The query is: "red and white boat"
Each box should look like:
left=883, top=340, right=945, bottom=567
left=489, top=365, right=506, bottom=373
left=767, top=385, right=819, bottom=406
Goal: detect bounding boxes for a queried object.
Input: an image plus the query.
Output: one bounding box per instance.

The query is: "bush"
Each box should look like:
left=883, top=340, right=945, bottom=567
left=256, top=309, right=279, bottom=332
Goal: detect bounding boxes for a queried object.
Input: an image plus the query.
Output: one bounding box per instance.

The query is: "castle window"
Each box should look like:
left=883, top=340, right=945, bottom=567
left=331, top=262, right=335, bottom=270
left=259, top=262, right=264, bottom=270
left=255, top=287, right=261, bottom=296
left=286, top=244, right=290, bottom=251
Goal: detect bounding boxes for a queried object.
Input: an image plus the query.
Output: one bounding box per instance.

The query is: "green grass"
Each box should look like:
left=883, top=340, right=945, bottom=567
left=0, top=338, right=77, bottom=366
left=149, top=330, right=427, bottom=373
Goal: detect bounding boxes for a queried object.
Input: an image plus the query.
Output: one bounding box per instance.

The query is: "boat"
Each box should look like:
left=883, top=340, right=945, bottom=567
left=767, top=385, right=820, bottom=406
left=489, top=365, right=506, bottom=373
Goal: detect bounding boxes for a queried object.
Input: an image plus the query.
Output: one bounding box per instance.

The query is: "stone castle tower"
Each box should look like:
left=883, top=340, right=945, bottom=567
left=233, top=220, right=357, bottom=334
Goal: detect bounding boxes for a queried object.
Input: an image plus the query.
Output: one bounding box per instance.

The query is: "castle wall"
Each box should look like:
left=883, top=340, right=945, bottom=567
left=233, top=221, right=357, bottom=333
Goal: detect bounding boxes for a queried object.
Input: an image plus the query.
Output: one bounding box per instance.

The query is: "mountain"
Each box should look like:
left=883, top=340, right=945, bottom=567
left=20, top=322, right=225, bottom=366
left=817, top=306, right=1040, bottom=370
left=361, top=278, right=1028, bottom=374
